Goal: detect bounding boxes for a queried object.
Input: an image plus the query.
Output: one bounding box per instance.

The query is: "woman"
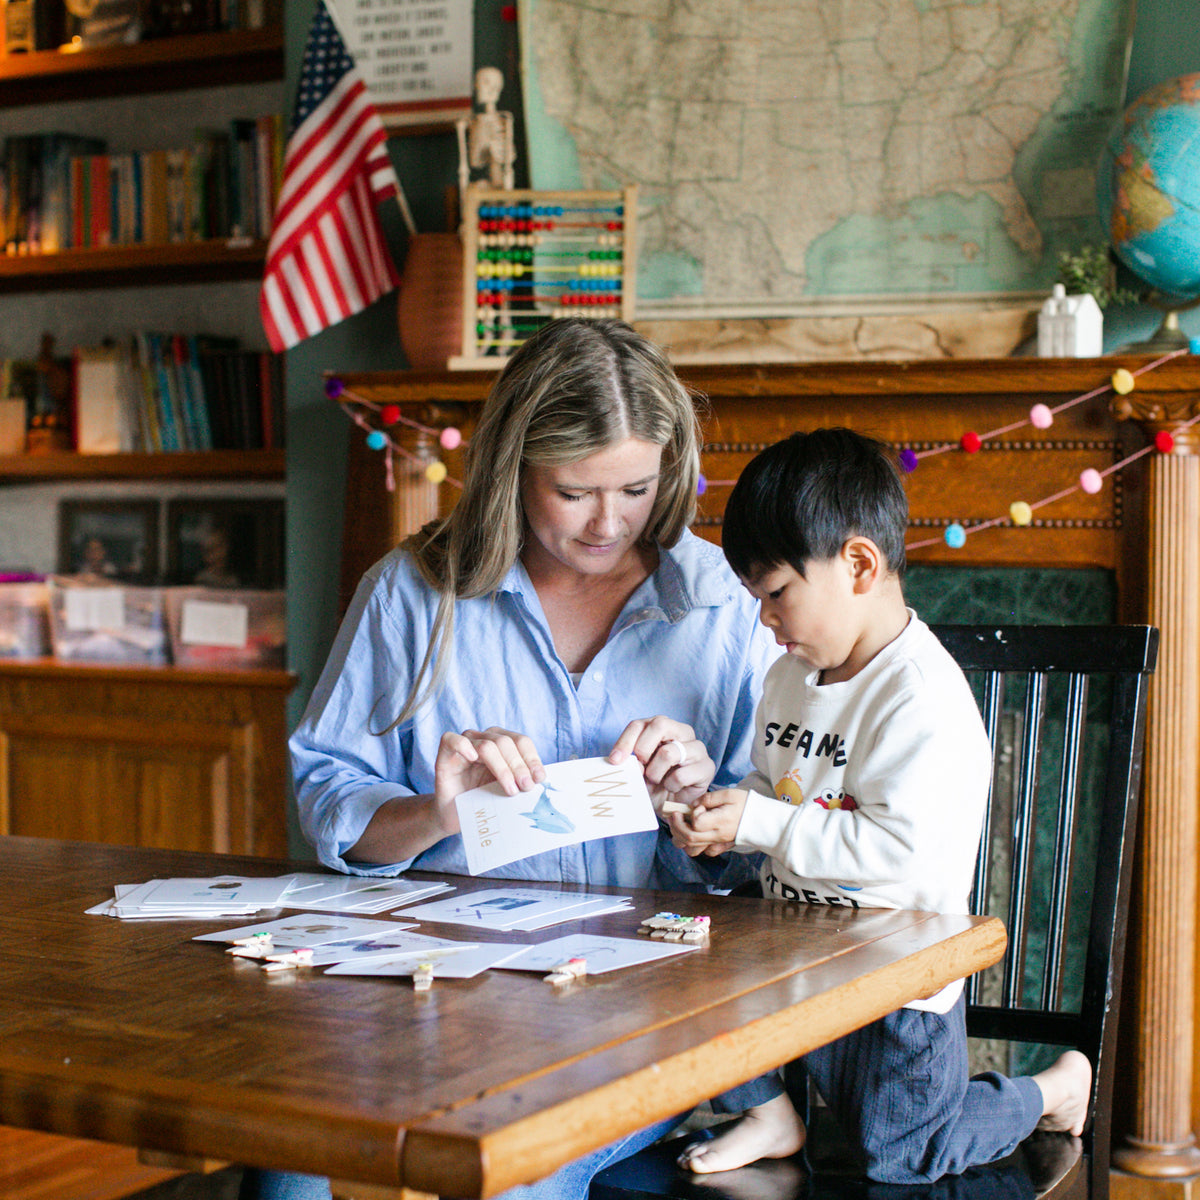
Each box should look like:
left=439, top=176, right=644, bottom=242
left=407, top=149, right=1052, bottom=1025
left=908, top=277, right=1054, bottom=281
left=250, top=319, right=779, bottom=1200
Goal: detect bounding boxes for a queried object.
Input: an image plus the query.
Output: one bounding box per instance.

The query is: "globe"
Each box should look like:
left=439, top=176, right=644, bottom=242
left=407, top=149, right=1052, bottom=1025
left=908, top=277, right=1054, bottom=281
left=1096, top=73, right=1200, bottom=301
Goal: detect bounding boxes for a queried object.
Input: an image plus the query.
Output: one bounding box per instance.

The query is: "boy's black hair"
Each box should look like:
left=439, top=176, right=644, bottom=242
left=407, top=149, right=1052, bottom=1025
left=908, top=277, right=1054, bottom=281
left=722, top=427, right=908, bottom=580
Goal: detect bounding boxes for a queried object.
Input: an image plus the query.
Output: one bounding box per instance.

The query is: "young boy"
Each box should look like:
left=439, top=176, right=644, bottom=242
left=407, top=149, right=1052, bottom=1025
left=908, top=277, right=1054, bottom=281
left=669, top=428, right=1091, bottom=1183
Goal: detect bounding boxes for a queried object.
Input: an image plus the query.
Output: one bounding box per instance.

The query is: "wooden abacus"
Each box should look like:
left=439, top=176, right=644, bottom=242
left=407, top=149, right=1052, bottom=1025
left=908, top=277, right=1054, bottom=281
left=450, top=186, right=638, bottom=370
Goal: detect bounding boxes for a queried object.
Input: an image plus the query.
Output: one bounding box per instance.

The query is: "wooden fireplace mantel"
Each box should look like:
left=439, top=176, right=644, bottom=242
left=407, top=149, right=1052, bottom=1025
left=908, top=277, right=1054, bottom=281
left=333, top=353, right=1200, bottom=1199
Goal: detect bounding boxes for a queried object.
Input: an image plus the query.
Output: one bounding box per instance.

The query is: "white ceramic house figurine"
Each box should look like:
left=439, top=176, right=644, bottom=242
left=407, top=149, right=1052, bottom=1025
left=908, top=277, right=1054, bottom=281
left=456, top=66, right=516, bottom=193
left=1038, top=283, right=1103, bottom=357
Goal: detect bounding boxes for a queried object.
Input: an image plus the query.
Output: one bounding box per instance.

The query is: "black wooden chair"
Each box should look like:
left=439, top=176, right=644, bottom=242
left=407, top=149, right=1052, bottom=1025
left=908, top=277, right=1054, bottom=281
left=591, top=624, right=1159, bottom=1200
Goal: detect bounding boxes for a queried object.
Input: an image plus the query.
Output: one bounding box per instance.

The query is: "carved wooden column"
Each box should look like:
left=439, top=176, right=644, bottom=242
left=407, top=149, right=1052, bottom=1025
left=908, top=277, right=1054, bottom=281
left=385, top=423, right=440, bottom=547
left=1112, top=396, right=1200, bottom=1191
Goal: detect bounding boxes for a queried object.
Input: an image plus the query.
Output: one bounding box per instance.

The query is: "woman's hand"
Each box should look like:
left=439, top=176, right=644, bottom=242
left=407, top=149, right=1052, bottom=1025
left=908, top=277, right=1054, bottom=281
left=608, top=716, right=716, bottom=812
left=350, top=728, right=545, bottom=865
left=434, top=726, right=547, bottom=812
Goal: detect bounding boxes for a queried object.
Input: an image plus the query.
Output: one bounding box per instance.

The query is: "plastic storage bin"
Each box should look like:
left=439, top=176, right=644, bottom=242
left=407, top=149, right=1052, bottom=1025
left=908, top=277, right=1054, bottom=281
left=48, top=578, right=168, bottom=664
left=165, top=588, right=286, bottom=669
left=0, top=581, right=50, bottom=657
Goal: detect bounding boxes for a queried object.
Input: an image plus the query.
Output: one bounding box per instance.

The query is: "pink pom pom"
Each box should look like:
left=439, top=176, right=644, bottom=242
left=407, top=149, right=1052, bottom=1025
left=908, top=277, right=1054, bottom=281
left=440, top=427, right=463, bottom=450
left=1029, top=404, right=1053, bottom=429
left=1079, top=468, right=1103, bottom=495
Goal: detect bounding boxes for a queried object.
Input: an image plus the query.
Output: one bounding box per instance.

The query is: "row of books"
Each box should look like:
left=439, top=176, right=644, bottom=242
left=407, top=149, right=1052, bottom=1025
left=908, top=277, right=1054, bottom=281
left=69, top=334, right=285, bottom=454
left=0, top=119, right=283, bottom=254
left=24, top=0, right=277, bottom=52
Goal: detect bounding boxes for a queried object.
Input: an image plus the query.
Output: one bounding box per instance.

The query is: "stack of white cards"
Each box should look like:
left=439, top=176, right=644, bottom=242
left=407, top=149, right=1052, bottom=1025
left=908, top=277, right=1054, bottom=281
left=88, top=876, right=298, bottom=920
left=494, top=932, right=701, bottom=975
left=88, top=873, right=457, bottom=920
left=280, top=873, right=454, bottom=914
left=397, top=887, right=634, bottom=931
left=193, top=914, right=528, bottom=979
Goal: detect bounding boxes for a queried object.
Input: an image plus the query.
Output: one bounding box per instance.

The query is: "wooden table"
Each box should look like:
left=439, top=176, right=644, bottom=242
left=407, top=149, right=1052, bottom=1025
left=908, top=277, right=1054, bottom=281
left=0, top=837, right=1006, bottom=1198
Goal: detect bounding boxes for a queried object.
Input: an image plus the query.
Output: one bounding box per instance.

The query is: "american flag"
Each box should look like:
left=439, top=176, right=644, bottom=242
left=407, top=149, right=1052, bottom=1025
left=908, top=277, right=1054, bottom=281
left=260, top=0, right=402, bottom=352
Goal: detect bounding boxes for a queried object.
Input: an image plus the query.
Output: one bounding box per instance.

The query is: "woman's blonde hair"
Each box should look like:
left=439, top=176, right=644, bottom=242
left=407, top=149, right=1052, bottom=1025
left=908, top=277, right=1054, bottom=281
left=388, top=318, right=702, bottom=728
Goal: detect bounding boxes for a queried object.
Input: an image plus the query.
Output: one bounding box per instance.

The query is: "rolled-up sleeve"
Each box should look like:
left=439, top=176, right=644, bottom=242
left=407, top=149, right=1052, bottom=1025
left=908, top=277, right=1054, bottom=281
left=291, top=558, right=428, bottom=874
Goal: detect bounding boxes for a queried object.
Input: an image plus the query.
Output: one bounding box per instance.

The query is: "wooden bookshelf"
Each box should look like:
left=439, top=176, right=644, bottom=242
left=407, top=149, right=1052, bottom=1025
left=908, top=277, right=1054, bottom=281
left=0, top=238, right=268, bottom=291
left=0, top=448, right=284, bottom=482
left=0, top=27, right=283, bottom=107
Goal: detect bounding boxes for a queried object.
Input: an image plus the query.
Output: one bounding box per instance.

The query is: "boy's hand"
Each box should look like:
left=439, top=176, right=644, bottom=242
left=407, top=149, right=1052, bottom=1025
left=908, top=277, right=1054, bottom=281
left=667, top=788, right=748, bottom=857
left=608, top=716, right=715, bottom=811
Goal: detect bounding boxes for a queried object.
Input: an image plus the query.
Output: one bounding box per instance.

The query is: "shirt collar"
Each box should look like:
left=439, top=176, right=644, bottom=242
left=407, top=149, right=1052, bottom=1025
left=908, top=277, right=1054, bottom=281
left=495, top=530, right=737, bottom=623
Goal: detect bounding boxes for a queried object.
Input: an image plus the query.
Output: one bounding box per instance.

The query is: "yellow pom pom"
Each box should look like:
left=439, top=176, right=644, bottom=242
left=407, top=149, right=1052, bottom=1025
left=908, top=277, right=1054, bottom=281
left=1111, top=367, right=1136, bottom=395
left=1009, top=500, right=1033, bottom=527
left=425, top=461, right=448, bottom=484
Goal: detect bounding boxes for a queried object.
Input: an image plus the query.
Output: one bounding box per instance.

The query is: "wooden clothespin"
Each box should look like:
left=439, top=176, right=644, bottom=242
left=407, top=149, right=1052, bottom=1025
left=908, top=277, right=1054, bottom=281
left=413, top=962, right=435, bottom=991
left=260, top=947, right=314, bottom=973
left=544, top=956, right=587, bottom=986
left=227, top=932, right=274, bottom=958
left=659, top=800, right=691, bottom=815
left=639, top=912, right=711, bottom=943
left=638, top=911, right=681, bottom=936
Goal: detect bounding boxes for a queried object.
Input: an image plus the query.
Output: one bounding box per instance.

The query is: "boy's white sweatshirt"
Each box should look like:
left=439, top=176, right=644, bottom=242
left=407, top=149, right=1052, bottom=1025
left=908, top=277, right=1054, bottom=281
left=734, top=612, right=992, bottom=1011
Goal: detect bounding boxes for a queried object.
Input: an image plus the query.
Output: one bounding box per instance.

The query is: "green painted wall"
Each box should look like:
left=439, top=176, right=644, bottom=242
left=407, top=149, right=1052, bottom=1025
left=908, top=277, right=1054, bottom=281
left=281, top=0, right=1198, bottom=853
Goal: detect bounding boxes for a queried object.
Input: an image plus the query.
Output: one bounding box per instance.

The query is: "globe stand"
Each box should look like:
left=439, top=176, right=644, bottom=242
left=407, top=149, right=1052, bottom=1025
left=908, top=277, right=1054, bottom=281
left=1121, top=309, right=1191, bottom=353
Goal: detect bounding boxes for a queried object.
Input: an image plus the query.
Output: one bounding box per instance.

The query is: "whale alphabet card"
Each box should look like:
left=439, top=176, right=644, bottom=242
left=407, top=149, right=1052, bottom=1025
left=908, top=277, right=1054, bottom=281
left=454, top=755, right=657, bottom=874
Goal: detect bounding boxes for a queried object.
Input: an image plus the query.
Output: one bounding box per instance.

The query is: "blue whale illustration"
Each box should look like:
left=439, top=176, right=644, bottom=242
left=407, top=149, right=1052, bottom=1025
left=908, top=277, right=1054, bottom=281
left=521, top=786, right=576, bottom=835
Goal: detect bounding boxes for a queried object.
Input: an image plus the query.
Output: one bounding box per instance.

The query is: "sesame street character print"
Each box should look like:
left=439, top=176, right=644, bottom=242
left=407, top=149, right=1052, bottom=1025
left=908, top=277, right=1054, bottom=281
left=814, top=787, right=857, bottom=811
left=775, top=768, right=805, bottom=806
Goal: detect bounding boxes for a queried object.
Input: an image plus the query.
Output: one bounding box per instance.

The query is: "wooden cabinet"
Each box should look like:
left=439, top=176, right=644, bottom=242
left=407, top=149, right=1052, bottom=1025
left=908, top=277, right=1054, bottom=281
left=0, top=659, right=294, bottom=856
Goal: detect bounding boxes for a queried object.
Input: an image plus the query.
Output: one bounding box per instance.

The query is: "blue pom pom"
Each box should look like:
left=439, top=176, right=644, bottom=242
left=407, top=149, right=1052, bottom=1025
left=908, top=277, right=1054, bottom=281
left=944, top=523, right=966, bottom=549
left=365, top=430, right=387, bottom=451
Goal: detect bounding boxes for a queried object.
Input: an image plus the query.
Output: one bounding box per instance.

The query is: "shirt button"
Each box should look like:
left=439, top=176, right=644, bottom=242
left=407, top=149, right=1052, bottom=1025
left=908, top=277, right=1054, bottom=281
left=592, top=670, right=604, bottom=682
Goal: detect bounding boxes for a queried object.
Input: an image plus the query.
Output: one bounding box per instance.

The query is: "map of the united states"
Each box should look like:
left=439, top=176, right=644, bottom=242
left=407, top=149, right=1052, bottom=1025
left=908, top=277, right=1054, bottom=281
left=519, top=0, right=1134, bottom=309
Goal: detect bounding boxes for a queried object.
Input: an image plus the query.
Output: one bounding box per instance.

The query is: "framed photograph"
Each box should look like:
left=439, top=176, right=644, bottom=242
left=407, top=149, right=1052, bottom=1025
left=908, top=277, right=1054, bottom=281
left=57, top=499, right=159, bottom=583
left=165, top=498, right=285, bottom=590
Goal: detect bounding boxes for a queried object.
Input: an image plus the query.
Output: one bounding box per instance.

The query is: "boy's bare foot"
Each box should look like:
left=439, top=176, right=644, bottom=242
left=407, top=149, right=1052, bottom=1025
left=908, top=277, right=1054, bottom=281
left=1033, top=1050, right=1092, bottom=1137
left=677, top=1094, right=806, bottom=1174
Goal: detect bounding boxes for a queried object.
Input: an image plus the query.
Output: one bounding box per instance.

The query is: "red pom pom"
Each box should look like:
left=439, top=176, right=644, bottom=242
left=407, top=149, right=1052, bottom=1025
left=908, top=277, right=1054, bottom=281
left=1156, top=430, right=1176, bottom=454
left=500, top=4, right=517, bottom=19
left=960, top=431, right=982, bottom=454
left=380, top=404, right=401, bottom=426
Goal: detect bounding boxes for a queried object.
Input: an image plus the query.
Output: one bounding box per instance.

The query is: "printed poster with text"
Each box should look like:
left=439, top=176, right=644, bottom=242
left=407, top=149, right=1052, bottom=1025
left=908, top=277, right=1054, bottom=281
left=455, top=756, right=657, bottom=874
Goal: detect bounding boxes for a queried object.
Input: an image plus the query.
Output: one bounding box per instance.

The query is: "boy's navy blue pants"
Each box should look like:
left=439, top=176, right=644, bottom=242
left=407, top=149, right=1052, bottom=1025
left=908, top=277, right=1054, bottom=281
left=713, top=997, right=1043, bottom=1184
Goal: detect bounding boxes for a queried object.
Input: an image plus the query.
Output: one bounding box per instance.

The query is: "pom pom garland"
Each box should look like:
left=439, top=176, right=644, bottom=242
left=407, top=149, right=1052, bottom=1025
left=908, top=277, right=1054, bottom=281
left=331, top=351, right=1192, bottom=539
left=901, top=348, right=1192, bottom=552
left=330, top=379, right=466, bottom=491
